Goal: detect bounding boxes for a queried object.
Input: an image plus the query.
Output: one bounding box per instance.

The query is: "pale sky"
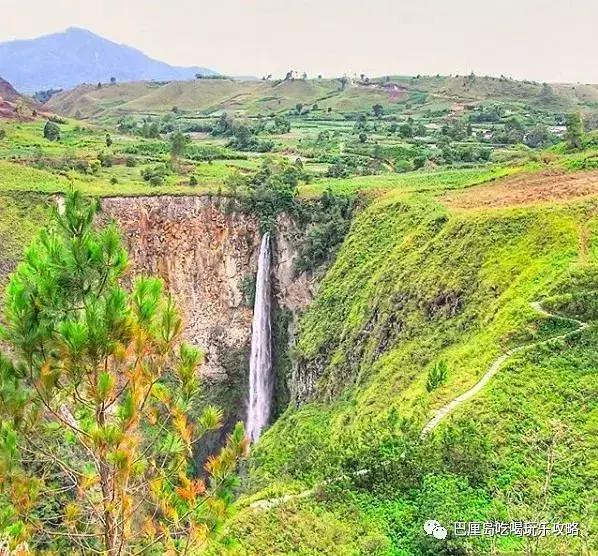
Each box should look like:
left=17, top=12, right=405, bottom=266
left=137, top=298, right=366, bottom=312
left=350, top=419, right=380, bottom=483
left=1, top=0, right=597, bottom=83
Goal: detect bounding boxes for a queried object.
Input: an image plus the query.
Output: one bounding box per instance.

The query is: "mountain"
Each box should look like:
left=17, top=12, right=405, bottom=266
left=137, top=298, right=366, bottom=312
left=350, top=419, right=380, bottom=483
left=0, top=27, right=217, bottom=92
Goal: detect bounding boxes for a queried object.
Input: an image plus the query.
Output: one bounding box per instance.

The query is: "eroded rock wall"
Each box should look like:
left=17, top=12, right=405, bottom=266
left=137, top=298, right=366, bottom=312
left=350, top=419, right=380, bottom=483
left=272, top=215, right=315, bottom=406
left=99, top=196, right=314, bottom=414
left=101, top=195, right=260, bottom=378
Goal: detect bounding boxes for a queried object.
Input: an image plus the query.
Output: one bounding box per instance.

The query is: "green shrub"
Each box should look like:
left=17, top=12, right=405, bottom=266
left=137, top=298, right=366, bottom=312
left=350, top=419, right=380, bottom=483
left=295, top=190, right=354, bottom=273
left=239, top=158, right=307, bottom=231
left=326, top=161, right=351, bottom=178
left=43, top=121, right=60, bottom=141
left=148, top=175, right=164, bottom=186
left=84, top=159, right=100, bottom=174
left=395, top=159, right=413, bottom=173
left=98, top=151, right=113, bottom=167
left=426, top=360, right=448, bottom=392
left=141, top=163, right=170, bottom=183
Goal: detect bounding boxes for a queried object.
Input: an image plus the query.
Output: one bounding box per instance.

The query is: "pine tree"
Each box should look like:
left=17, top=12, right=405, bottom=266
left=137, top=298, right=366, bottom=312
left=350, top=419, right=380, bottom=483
left=0, top=189, right=247, bottom=554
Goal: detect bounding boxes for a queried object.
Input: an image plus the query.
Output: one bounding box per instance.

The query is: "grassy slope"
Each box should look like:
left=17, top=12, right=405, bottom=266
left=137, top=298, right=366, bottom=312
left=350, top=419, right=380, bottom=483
left=47, top=79, right=346, bottom=119
left=300, top=165, right=523, bottom=196
left=216, top=191, right=597, bottom=555
left=0, top=194, right=51, bottom=294
left=0, top=159, right=252, bottom=196
left=46, top=76, right=597, bottom=120
left=0, top=120, right=260, bottom=196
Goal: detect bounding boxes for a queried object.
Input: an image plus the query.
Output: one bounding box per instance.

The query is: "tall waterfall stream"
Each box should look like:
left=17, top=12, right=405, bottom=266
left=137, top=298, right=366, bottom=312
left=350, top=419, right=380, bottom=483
left=246, top=233, right=273, bottom=443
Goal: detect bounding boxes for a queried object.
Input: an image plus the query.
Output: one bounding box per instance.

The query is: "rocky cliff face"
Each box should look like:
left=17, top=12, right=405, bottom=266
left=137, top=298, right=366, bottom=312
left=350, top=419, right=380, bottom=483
left=99, top=196, right=314, bottom=418
left=101, top=195, right=260, bottom=379
left=271, top=215, right=315, bottom=405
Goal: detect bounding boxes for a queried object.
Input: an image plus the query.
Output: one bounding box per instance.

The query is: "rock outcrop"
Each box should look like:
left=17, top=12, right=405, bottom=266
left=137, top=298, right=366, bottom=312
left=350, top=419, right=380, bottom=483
left=101, top=196, right=260, bottom=378
left=99, top=196, right=314, bottom=414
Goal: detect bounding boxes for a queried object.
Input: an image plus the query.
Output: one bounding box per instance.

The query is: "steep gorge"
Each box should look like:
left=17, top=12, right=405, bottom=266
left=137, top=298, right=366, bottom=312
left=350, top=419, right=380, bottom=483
left=99, top=195, right=314, bottom=438
left=224, top=192, right=596, bottom=555
left=0, top=189, right=596, bottom=555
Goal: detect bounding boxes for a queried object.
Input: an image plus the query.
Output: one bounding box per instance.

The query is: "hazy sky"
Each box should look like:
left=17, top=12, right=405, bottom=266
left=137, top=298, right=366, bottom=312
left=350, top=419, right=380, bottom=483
left=1, top=0, right=597, bottom=82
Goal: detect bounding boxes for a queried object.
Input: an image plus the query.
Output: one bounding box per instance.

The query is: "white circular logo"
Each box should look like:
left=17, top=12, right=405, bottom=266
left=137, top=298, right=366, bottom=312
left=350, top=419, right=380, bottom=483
left=424, top=520, right=448, bottom=540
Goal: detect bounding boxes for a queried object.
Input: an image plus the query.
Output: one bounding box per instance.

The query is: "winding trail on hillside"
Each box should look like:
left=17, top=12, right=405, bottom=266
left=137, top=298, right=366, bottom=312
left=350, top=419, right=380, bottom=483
left=249, top=301, right=589, bottom=511
left=420, top=301, right=588, bottom=437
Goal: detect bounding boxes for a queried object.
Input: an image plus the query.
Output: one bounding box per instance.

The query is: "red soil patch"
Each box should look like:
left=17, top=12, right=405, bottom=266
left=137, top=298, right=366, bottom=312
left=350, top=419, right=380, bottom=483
left=0, top=76, right=41, bottom=120
left=0, top=77, right=24, bottom=103
left=442, top=170, right=598, bottom=209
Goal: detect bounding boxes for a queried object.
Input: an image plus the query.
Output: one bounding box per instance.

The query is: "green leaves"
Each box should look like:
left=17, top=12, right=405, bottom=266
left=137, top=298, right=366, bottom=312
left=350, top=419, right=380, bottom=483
left=176, top=343, right=202, bottom=402
left=178, top=343, right=203, bottom=377
left=426, top=360, right=449, bottom=393
left=198, top=405, right=223, bottom=434
left=0, top=188, right=247, bottom=552
left=133, top=276, right=163, bottom=329
left=161, top=295, right=182, bottom=344
left=0, top=423, right=19, bottom=461
left=159, top=431, right=185, bottom=456
left=59, top=320, right=88, bottom=359
left=118, top=391, right=135, bottom=423
left=97, top=371, right=115, bottom=402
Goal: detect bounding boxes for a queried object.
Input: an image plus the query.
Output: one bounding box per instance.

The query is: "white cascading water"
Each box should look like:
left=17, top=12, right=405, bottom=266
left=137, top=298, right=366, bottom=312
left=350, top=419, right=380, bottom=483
left=246, top=232, right=273, bottom=443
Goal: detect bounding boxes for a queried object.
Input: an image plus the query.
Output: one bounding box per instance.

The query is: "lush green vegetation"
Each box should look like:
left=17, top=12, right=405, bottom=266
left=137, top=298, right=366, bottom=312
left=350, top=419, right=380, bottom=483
left=224, top=191, right=597, bottom=555
left=0, top=194, right=51, bottom=295
left=0, top=191, right=247, bottom=553
left=2, top=75, right=598, bottom=203
left=34, top=75, right=598, bottom=196
left=0, top=73, right=597, bottom=555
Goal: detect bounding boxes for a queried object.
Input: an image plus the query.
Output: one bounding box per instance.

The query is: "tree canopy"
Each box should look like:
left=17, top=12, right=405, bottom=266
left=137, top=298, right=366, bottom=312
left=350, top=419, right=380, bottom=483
left=0, top=190, right=247, bottom=554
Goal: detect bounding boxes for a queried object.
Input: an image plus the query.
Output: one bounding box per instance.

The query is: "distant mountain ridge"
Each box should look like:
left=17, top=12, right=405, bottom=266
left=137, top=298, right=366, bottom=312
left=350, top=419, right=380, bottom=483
left=0, top=27, right=217, bottom=92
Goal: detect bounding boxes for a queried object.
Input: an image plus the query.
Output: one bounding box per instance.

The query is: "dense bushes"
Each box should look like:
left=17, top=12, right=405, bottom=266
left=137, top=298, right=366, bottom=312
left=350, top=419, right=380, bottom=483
left=140, top=163, right=170, bottom=185
left=224, top=158, right=305, bottom=227
left=212, top=113, right=276, bottom=152
left=224, top=159, right=354, bottom=271
left=43, top=120, right=60, bottom=141
left=295, top=189, right=355, bottom=273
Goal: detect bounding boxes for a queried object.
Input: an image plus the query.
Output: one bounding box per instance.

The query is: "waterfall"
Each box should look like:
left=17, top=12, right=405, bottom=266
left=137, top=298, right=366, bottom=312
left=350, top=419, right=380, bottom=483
left=246, top=232, right=273, bottom=443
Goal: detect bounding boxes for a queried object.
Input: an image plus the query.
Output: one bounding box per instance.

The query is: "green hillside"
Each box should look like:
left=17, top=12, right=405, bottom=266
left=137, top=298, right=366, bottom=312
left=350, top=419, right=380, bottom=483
left=46, top=75, right=598, bottom=121
left=0, top=193, right=51, bottom=295
left=0, top=70, right=597, bottom=555
left=214, top=189, right=597, bottom=555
